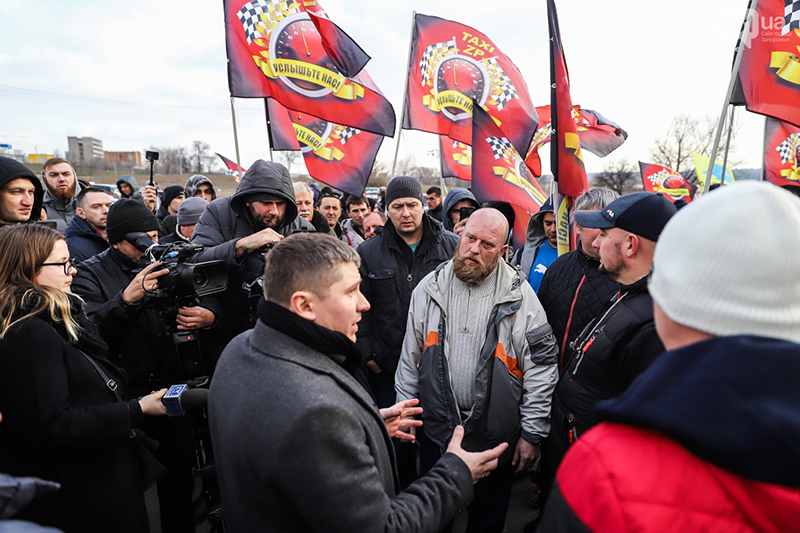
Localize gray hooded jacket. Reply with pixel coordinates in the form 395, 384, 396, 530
42, 181, 83, 232
440, 188, 480, 232
184, 174, 217, 201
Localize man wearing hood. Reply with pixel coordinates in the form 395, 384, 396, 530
41, 157, 82, 232
184, 174, 216, 203
116, 174, 157, 213
0, 157, 44, 226
192, 160, 314, 342
441, 188, 480, 233
511, 199, 557, 293
539, 182, 800, 532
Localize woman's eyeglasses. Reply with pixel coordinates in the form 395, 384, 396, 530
41, 258, 77, 275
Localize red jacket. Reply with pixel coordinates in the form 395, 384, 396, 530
539, 336, 800, 532
542, 423, 800, 532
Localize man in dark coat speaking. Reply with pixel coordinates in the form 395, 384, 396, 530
209, 233, 508, 532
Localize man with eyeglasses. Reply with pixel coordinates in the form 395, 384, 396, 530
0, 157, 44, 226
357, 176, 458, 489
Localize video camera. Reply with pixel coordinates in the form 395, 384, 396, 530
125, 232, 228, 302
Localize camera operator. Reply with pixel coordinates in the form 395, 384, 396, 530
72, 199, 211, 533
192, 159, 313, 343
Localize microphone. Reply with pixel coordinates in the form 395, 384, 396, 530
162, 384, 209, 416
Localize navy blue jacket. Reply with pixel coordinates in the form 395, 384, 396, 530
64, 215, 109, 263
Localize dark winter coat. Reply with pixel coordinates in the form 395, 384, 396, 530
209, 319, 474, 532
64, 215, 109, 263
72, 247, 181, 398
191, 160, 314, 341
356, 215, 458, 375
440, 188, 479, 232
540, 336, 800, 532
544, 276, 665, 482
511, 198, 554, 279
537, 243, 619, 369
0, 302, 148, 532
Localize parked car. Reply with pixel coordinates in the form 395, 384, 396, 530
89, 182, 122, 201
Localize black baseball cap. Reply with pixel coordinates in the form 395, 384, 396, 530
575, 192, 677, 242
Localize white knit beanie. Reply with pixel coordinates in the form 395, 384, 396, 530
649, 181, 800, 343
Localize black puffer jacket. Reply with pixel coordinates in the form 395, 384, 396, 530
192, 160, 314, 342
357, 215, 458, 375
543, 276, 666, 484
537, 242, 619, 369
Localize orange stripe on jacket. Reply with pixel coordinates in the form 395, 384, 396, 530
423, 331, 439, 350
494, 344, 523, 379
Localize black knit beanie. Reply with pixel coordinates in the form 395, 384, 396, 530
106, 199, 160, 244
162, 185, 184, 207
385, 176, 424, 208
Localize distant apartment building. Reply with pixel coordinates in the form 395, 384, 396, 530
105, 150, 142, 167
67, 136, 104, 164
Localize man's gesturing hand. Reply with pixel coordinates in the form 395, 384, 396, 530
380, 398, 423, 443
446, 425, 508, 484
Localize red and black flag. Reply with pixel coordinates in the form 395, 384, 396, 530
471, 103, 546, 222
763, 116, 800, 186
639, 162, 693, 203
439, 137, 472, 182
266, 98, 383, 196
224, 0, 394, 136
734, 0, 800, 127
525, 105, 627, 177
216, 153, 247, 180
548, 0, 589, 198
403, 14, 538, 152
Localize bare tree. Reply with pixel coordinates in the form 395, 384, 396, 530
368, 161, 391, 187
274, 150, 301, 176
593, 159, 640, 195
191, 141, 212, 174
649, 113, 743, 184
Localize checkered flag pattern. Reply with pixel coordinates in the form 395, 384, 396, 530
420, 38, 457, 86
338, 127, 360, 144
238, 0, 275, 44
486, 136, 515, 160
777, 133, 800, 164
648, 170, 670, 185
485, 58, 517, 110
784, 0, 800, 36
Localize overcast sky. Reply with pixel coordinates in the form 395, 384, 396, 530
0, 0, 765, 177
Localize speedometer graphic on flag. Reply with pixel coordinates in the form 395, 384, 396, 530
269, 13, 342, 97
434, 55, 490, 121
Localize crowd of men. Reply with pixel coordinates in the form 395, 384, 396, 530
1, 152, 799, 532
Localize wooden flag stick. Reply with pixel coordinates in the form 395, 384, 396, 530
704, 0, 759, 195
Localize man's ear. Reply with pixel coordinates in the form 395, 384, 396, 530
289, 290, 316, 322
624, 233, 640, 257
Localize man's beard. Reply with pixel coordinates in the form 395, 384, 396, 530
453, 249, 499, 286
48, 181, 76, 202
597, 242, 623, 281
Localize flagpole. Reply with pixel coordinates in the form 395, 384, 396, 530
720, 105, 736, 184
263, 99, 274, 162
392, 10, 417, 177
760, 116, 768, 181
230, 96, 244, 179
703, 0, 759, 194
